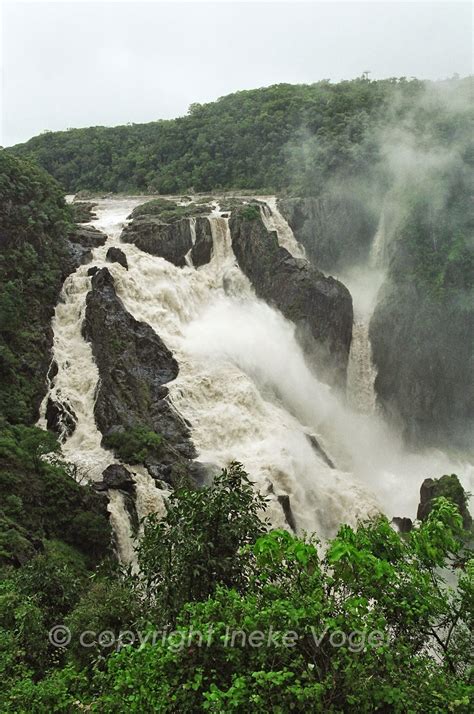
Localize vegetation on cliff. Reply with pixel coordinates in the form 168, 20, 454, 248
0, 153, 112, 703
0, 152, 74, 423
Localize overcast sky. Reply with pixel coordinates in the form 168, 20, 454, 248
1, 1, 472, 146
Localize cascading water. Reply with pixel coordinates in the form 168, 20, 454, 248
345, 213, 387, 414
107, 205, 379, 535
260, 196, 306, 259
41, 196, 473, 562
39, 197, 167, 564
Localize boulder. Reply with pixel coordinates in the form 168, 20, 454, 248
101, 464, 136, 492
391, 517, 413, 534
417, 474, 472, 530
82, 268, 197, 482
229, 206, 353, 387
70, 225, 108, 248
63, 241, 92, 272
106, 246, 128, 270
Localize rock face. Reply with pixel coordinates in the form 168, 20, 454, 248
63, 241, 92, 270
97, 464, 136, 492
229, 207, 353, 387
191, 216, 213, 267
82, 268, 196, 482
277, 494, 297, 532
70, 225, 108, 249
278, 194, 379, 273
121, 216, 192, 266
370, 278, 474, 449
71, 201, 97, 223
391, 517, 413, 534
45, 397, 76, 439
106, 246, 128, 270
417, 474, 472, 531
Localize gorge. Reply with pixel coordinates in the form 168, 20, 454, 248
1, 75, 472, 711
37, 194, 473, 563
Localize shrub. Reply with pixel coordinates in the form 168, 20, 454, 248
103, 426, 163, 464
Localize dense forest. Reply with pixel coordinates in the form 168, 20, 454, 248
1, 78, 473, 711
10, 78, 428, 195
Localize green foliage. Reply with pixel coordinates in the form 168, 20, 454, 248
65, 576, 138, 669
240, 204, 261, 221
103, 426, 163, 464
0, 467, 472, 712
0, 423, 111, 567
92, 496, 472, 713
137, 462, 268, 624
130, 198, 211, 222
10, 78, 430, 195
0, 151, 73, 424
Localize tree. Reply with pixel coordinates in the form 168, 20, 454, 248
137, 462, 268, 625
95, 497, 472, 712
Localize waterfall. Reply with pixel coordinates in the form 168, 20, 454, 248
260, 197, 306, 259
344, 212, 388, 414
369, 210, 387, 269
41, 197, 473, 556
105, 204, 380, 535
39, 197, 168, 565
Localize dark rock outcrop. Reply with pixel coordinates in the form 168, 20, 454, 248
306, 433, 335, 469
391, 517, 413, 534
70, 225, 108, 249
82, 268, 196, 482
229, 207, 353, 387
45, 397, 77, 439
277, 494, 297, 532
278, 193, 378, 273
191, 217, 213, 267
106, 246, 128, 270
368, 168, 473, 448
417, 474, 472, 530
100, 464, 136, 492
63, 241, 92, 272
71, 201, 97, 223
121, 216, 192, 266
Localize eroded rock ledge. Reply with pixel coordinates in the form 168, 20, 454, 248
121, 215, 214, 268
229, 207, 353, 387
82, 267, 197, 484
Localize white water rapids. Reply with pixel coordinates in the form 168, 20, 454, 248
40, 197, 473, 562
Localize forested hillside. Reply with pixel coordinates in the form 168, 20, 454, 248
1, 78, 473, 711
10, 78, 424, 194
0, 155, 111, 696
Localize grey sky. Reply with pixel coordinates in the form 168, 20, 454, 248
1, 1, 472, 146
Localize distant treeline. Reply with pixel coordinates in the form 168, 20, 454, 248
10, 77, 429, 195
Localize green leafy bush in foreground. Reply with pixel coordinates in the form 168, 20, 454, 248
1, 464, 471, 713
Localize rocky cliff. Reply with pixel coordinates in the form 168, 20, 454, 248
229, 206, 353, 387
278, 192, 378, 273
121, 216, 193, 266
82, 268, 197, 483
369, 170, 474, 449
